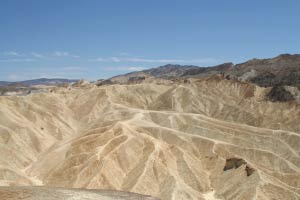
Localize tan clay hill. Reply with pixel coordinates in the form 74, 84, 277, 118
0, 75, 300, 199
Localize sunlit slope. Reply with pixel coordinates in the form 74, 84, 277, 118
0, 77, 299, 200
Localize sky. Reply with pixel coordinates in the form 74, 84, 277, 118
0, 0, 300, 81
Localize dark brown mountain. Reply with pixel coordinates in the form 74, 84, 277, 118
181, 62, 234, 77
227, 54, 300, 87
105, 54, 300, 87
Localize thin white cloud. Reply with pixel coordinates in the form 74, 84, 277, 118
125, 57, 180, 63
62, 66, 83, 71
102, 66, 146, 71
31, 52, 44, 58
90, 56, 216, 64
127, 66, 145, 71
119, 52, 130, 56
2, 51, 80, 59
3, 51, 24, 57
53, 51, 79, 58
109, 57, 121, 62
8, 74, 20, 81
91, 57, 105, 62
0, 58, 35, 62
124, 57, 217, 63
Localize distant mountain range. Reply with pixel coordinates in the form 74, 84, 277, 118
0, 78, 78, 86
2, 53, 300, 92
105, 53, 300, 88
0, 81, 11, 86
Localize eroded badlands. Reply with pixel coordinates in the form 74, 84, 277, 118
0, 76, 300, 200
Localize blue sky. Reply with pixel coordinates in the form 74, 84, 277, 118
0, 0, 299, 81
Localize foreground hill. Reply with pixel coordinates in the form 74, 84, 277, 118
0, 76, 299, 199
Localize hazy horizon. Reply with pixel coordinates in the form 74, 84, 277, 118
0, 53, 298, 82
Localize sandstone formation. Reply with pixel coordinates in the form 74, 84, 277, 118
0, 76, 300, 199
